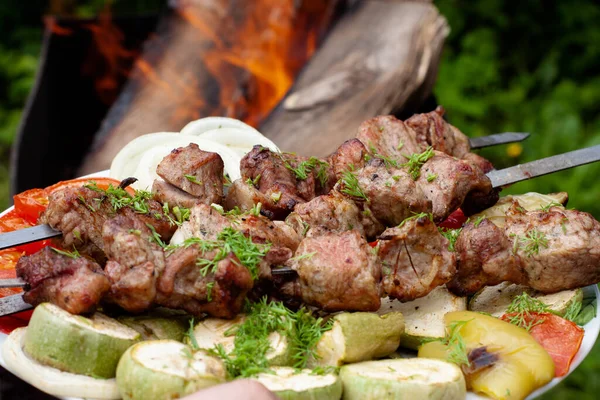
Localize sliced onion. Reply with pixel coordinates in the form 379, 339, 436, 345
191, 127, 279, 157
180, 117, 259, 136
110, 133, 242, 191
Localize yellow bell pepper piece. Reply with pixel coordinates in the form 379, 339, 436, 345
418, 311, 554, 400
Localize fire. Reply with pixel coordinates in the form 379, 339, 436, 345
134, 0, 333, 128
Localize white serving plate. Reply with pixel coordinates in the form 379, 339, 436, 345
0, 171, 598, 400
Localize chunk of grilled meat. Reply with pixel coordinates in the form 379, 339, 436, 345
41, 186, 113, 258
239, 146, 334, 219
417, 152, 499, 221
16, 247, 110, 315
41, 185, 177, 260
357, 115, 422, 160
446, 218, 523, 296
156, 143, 224, 205
378, 215, 456, 302
357, 109, 493, 174
448, 203, 600, 296
330, 139, 369, 180
172, 204, 300, 279
281, 230, 381, 311
152, 179, 204, 209
286, 191, 385, 240
353, 158, 432, 226
223, 179, 274, 218
102, 214, 166, 313
240, 145, 306, 219
156, 245, 253, 319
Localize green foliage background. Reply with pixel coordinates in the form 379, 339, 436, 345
0, 0, 599, 398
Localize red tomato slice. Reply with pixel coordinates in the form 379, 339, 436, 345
438, 209, 467, 229
13, 188, 48, 224
0, 310, 33, 335
502, 312, 584, 377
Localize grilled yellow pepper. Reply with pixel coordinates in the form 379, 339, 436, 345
418, 311, 554, 400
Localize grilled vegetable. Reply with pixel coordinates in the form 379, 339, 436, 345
470, 192, 568, 228
117, 311, 189, 341
23, 303, 140, 378
418, 311, 554, 400
188, 315, 291, 367
116, 340, 225, 400
469, 282, 582, 318
252, 367, 342, 400
377, 286, 467, 349
2, 327, 120, 399
339, 358, 466, 400
311, 312, 404, 367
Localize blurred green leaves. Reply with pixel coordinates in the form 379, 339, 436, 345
436, 0, 600, 218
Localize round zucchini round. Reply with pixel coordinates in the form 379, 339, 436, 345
23, 303, 140, 378
2, 327, 120, 399
339, 358, 466, 400
116, 340, 226, 400
253, 367, 342, 400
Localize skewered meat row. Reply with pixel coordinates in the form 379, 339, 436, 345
232, 109, 497, 222
281, 216, 455, 311
448, 202, 600, 296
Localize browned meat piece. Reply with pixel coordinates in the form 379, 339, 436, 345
152, 179, 204, 209
172, 204, 300, 279
287, 191, 385, 240
448, 203, 600, 296
41, 185, 177, 258
330, 139, 368, 180
41, 186, 113, 256
378, 215, 456, 302
156, 143, 224, 204
416, 152, 498, 221
356, 115, 421, 160
156, 245, 253, 318
16, 247, 110, 314
102, 214, 165, 312
352, 158, 432, 226
504, 206, 600, 293
283, 230, 381, 311
406, 107, 470, 160
240, 145, 306, 219
446, 218, 524, 297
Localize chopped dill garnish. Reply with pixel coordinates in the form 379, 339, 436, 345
368, 144, 401, 169
84, 182, 155, 215
402, 147, 435, 180
398, 212, 433, 227
128, 229, 141, 235
72, 229, 82, 241
162, 202, 190, 227
340, 166, 368, 202
506, 292, 549, 331
281, 155, 330, 187
473, 215, 486, 227
145, 223, 166, 248
246, 174, 261, 187
250, 202, 262, 217
438, 227, 462, 252
77, 194, 96, 212
426, 173, 437, 182
441, 319, 472, 366
50, 246, 80, 259
223, 174, 232, 188
301, 221, 310, 236
538, 201, 563, 212
168, 227, 270, 280
206, 281, 215, 302
563, 299, 582, 322
514, 229, 549, 257
210, 298, 332, 378
270, 192, 282, 203
289, 252, 317, 262
184, 174, 202, 185
185, 317, 199, 350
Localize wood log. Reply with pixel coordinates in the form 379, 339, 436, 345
79, 0, 342, 174
260, 0, 449, 156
